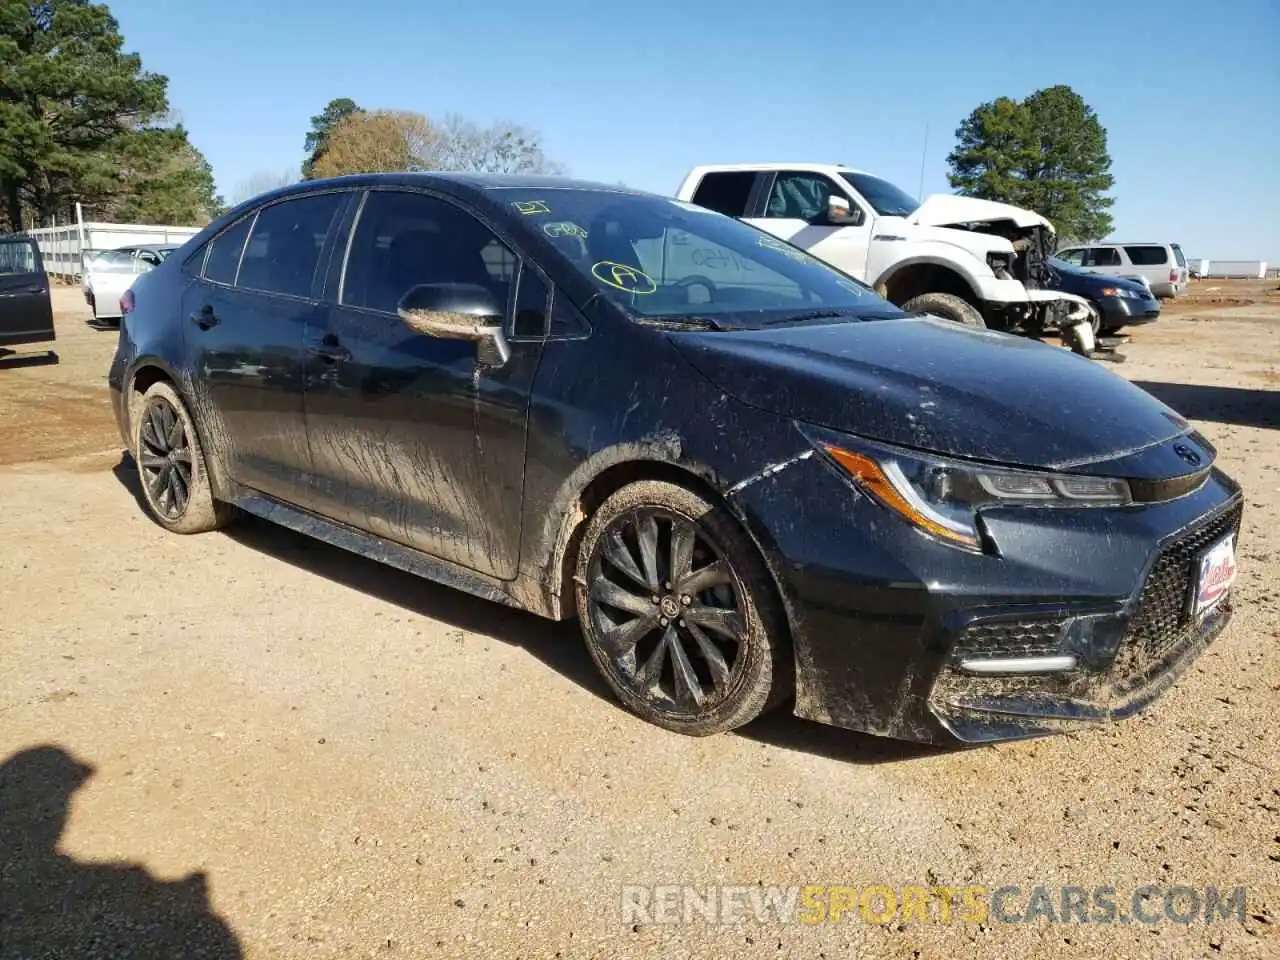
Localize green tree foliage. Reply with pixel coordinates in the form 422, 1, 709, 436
0, 0, 218, 229
947, 85, 1115, 241
301, 97, 362, 179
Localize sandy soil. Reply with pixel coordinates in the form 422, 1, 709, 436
1, 283, 1276, 958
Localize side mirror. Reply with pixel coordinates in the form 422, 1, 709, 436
826, 195, 861, 226
397, 282, 510, 367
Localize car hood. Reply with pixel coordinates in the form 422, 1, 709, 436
1050, 265, 1151, 297
670, 318, 1188, 470
909, 194, 1055, 232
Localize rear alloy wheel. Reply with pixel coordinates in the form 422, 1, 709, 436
902, 292, 987, 328
133, 381, 234, 534
575, 481, 789, 736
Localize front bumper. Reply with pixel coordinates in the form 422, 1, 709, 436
731, 442, 1243, 745
1099, 296, 1160, 327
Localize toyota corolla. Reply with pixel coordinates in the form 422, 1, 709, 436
107, 174, 1243, 744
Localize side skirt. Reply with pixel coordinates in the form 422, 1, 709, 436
232, 491, 530, 613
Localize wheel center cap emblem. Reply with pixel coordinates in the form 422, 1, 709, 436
660, 596, 680, 618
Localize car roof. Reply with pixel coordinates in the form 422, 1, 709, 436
686, 162, 873, 177
299, 171, 654, 195
1076, 241, 1176, 248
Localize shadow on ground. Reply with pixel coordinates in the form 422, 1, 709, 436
1134, 380, 1280, 430
0, 745, 242, 959
110, 454, 946, 766
0, 347, 58, 369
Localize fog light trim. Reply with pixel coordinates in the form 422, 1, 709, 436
958, 655, 1078, 675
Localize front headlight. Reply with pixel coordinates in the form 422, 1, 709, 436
817, 438, 1132, 552
1100, 286, 1139, 299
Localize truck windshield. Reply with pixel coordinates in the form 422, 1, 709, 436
495, 189, 905, 330
840, 173, 920, 217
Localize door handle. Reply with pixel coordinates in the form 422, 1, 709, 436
307, 335, 351, 363
189, 306, 219, 330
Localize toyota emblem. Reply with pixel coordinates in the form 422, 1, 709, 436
1174, 443, 1202, 467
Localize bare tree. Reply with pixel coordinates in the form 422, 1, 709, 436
230, 169, 299, 206
428, 115, 566, 175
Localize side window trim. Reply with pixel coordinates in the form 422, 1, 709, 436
508, 258, 551, 341
335, 189, 369, 306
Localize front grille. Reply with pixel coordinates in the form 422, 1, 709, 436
951, 617, 1065, 661
1125, 501, 1243, 663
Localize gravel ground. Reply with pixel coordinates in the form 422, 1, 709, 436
1, 285, 1276, 959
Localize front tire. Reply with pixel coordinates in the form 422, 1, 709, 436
574, 481, 790, 736
133, 381, 234, 534
902, 292, 987, 328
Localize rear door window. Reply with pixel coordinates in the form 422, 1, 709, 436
1123, 245, 1169, 266
203, 216, 255, 285
1170, 244, 1186, 267
691, 171, 758, 217
237, 193, 344, 298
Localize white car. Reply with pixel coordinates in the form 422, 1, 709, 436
82, 244, 179, 322
1052, 242, 1189, 298
675, 163, 1091, 341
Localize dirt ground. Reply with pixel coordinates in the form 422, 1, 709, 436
1, 284, 1276, 959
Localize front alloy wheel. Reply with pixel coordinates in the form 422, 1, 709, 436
575, 481, 789, 735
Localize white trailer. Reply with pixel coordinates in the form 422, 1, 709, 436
24, 220, 202, 281
1184, 258, 1209, 278
1202, 260, 1268, 279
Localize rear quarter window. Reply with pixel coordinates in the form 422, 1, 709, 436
1123, 246, 1169, 266
202, 216, 255, 285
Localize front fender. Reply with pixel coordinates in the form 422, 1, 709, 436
870, 243, 998, 293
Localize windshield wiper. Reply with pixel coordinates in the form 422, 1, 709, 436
759, 309, 866, 326
636, 315, 725, 331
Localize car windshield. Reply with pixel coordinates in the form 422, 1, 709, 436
494, 189, 905, 329
840, 173, 920, 217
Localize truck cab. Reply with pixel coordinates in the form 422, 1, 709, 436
675, 163, 1088, 339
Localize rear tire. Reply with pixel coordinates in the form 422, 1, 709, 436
132, 381, 235, 534
902, 292, 987, 328
574, 480, 791, 736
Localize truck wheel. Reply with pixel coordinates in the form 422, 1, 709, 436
902, 292, 986, 329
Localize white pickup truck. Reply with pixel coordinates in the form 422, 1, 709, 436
675, 163, 1091, 344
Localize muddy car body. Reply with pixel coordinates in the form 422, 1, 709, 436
108, 174, 1242, 744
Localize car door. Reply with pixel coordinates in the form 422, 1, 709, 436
746, 171, 872, 280
181, 191, 348, 505
303, 188, 547, 580
0, 236, 54, 347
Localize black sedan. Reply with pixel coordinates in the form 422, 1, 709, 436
108, 174, 1242, 745
1047, 256, 1160, 335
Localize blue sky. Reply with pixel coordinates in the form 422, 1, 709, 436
110, 0, 1278, 261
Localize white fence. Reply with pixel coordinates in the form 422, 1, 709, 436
24, 221, 203, 281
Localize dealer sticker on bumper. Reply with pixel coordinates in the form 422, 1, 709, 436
1194, 534, 1238, 618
